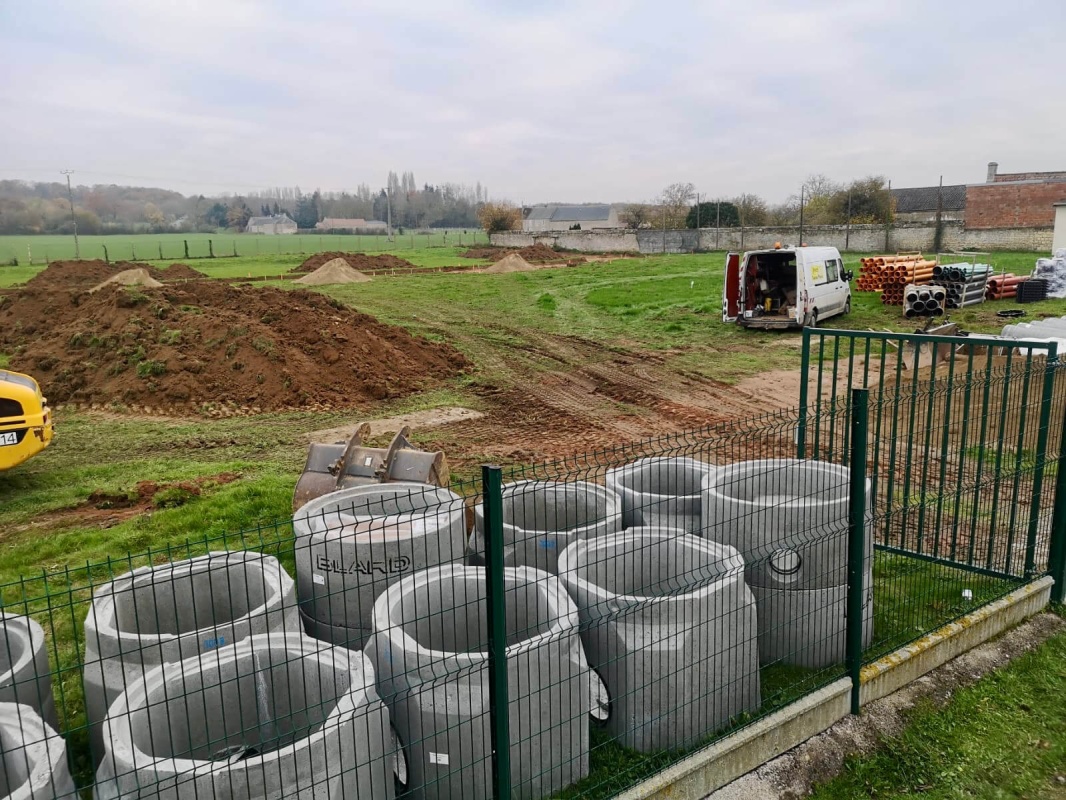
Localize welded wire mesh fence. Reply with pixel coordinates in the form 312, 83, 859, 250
4, 231, 491, 265
1, 358, 1063, 799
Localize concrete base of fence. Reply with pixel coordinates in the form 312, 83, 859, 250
859, 575, 1053, 706
615, 679, 852, 800
614, 576, 1051, 800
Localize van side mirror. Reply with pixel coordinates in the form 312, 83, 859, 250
844, 270, 854, 283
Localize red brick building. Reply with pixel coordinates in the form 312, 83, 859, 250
965, 162, 1066, 229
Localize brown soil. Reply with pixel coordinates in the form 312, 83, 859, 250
293, 259, 372, 285
461, 244, 572, 262
0, 280, 468, 414
483, 254, 536, 274
6, 473, 242, 536
22, 260, 204, 292
291, 252, 416, 273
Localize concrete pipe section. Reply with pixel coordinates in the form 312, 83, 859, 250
0, 612, 57, 730
365, 564, 601, 800
604, 457, 714, 533
294, 483, 467, 651
557, 528, 759, 753
95, 632, 393, 800
0, 702, 76, 799
702, 459, 873, 669
82, 550, 301, 762
471, 480, 622, 573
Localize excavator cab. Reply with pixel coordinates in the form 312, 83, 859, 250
0, 370, 55, 471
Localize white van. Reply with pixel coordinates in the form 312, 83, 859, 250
722, 245, 853, 329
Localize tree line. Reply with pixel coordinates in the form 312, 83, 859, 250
620, 175, 894, 230
0, 173, 488, 235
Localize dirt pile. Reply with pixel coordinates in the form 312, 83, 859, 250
90, 268, 163, 292
0, 281, 468, 413
23, 260, 204, 292
462, 244, 568, 262
484, 254, 537, 274
292, 252, 415, 273
294, 259, 372, 286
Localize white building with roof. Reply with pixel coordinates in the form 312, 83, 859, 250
522, 204, 622, 232
245, 214, 297, 234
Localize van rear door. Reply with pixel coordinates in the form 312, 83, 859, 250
723, 252, 740, 322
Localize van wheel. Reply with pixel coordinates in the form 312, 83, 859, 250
844, 298, 852, 315
806, 311, 819, 328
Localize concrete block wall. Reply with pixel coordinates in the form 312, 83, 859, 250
491, 222, 1054, 254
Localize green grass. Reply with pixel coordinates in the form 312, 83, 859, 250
0, 231, 490, 267
810, 618, 1066, 799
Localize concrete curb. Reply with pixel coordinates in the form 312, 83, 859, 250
859, 575, 1053, 706
615, 576, 1052, 800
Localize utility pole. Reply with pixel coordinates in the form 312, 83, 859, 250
845, 190, 853, 251
61, 170, 80, 259
934, 175, 944, 253
386, 186, 392, 241
798, 185, 805, 246
695, 193, 700, 229
716, 200, 721, 250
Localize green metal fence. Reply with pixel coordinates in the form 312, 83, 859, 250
1, 350, 1064, 799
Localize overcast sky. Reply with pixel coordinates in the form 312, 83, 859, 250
1, 0, 1063, 203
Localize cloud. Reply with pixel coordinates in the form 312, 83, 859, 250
1, 0, 1063, 201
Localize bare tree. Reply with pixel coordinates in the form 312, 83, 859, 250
619, 203, 655, 229
477, 202, 522, 234
733, 193, 768, 227
658, 182, 695, 228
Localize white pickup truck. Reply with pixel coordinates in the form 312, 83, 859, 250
723, 245, 853, 329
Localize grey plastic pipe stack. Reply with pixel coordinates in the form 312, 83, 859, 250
95, 632, 393, 800
471, 480, 622, 573
0, 612, 57, 730
83, 551, 301, 761
604, 457, 714, 532
702, 459, 873, 669
557, 528, 759, 752
0, 702, 76, 799
294, 483, 467, 650
366, 564, 594, 800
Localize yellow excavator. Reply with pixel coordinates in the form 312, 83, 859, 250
0, 369, 54, 471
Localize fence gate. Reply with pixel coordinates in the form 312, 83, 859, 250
798, 328, 1063, 579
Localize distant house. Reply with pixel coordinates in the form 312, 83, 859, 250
315, 218, 389, 232
246, 214, 297, 235
522, 204, 622, 232
891, 185, 967, 223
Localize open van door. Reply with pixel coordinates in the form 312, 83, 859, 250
722, 252, 740, 322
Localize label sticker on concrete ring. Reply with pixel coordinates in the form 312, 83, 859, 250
429, 752, 449, 765
313, 574, 325, 585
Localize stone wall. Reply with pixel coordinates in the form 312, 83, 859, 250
491, 222, 1054, 254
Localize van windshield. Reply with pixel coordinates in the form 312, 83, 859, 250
745, 253, 797, 317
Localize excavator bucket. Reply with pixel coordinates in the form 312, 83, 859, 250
293, 423, 449, 511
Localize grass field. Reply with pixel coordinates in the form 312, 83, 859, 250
0, 230, 489, 265
810, 615, 1066, 799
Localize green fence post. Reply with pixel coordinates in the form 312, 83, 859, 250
1025, 346, 1058, 577
1048, 368, 1066, 603
797, 328, 811, 458
481, 464, 511, 799
847, 388, 869, 715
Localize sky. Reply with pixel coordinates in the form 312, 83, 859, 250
1, 0, 1063, 204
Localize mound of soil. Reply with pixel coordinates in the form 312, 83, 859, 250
462, 244, 567, 262
293, 252, 415, 273
23, 260, 204, 292
0, 280, 468, 413
91, 268, 163, 292
484, 254, 536, 274
294, 259, 372, 286
156, 263, 205, 280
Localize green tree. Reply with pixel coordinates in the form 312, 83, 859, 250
686, 201, 739, 228
828, 176, 894, 224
